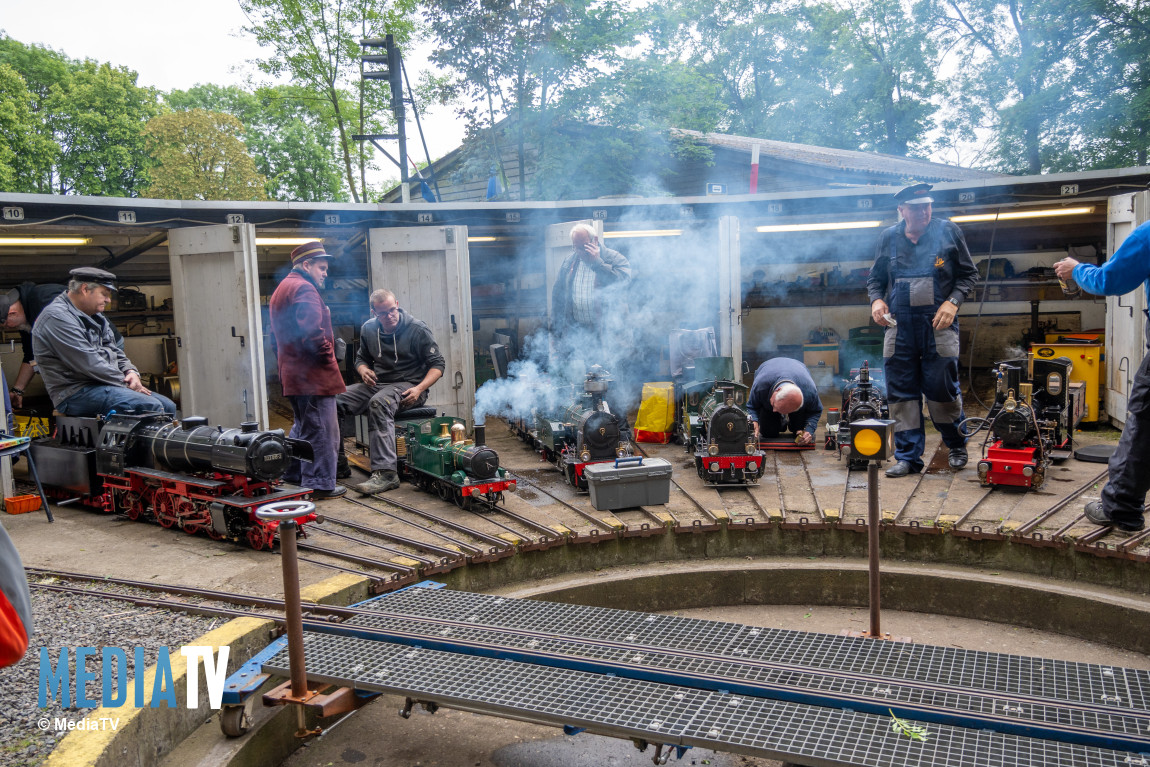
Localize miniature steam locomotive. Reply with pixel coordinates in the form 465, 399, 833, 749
538, 367, 631, 490
397, 416, 515, 511
825, 361, 889, 469
975, 355, 1085, 490
678, 357, 765, 485
32, 413, 318, 550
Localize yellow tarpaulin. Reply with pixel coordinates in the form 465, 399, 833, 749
635, 382, 675, 443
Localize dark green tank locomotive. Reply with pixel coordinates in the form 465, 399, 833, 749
397, 416, 515, 510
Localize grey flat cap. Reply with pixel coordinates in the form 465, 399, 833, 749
69, 267, 118, 291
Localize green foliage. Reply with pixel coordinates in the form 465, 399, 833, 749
921, 0, 1094, 174
238, 0, 421, 202
429, 0, 637, 200
0, 63, 56, 191
142, 109, 268, 201
166, 84, 345, 201
0, 35, 159, 195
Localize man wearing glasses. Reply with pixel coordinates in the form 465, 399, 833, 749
337, 289, 445, 494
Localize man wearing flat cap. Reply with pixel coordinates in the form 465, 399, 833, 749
867, 183, 978, 477
31, 267, 176, 417
268, 241, 347, 499
3, 280, 124, 410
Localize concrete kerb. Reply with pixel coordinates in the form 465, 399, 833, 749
44, 572, 373, 767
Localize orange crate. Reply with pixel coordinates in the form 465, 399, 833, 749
4, 495, 41, 515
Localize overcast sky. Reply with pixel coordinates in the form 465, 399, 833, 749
0, 0, 466, 163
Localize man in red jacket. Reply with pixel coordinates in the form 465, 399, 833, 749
269, 241, 347, 499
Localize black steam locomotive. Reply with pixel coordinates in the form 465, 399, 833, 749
397, 416, 515, 511
530, 367, 631, 490
975, 355, 1084, 490
825, 361, 889, 469
678, 357, 765, 485
32, 413, 318, 550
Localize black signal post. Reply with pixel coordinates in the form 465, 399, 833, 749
360, 34, 408, 201
847, 418, 895, 638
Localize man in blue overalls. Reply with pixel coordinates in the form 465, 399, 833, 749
867, 183, 979, 477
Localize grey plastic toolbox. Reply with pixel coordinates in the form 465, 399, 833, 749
584, 456, 673, 511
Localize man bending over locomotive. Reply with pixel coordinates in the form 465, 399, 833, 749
746, 357, 823, 446
337, 289, 445, 494
31, 267, 176, 418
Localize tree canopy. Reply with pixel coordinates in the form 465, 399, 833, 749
142, 109, 268, 201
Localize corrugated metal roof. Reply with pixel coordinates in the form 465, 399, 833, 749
672, 129, 1005, 183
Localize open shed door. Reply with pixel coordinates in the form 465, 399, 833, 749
367, 226, 475, 421
545, 219, 598, 320
168, 224, 268, 427
1105, 193, 1150, 426
718, 216, 743, 370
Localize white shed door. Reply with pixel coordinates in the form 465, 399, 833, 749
1105, 192, 1149, 426
718, 216, 743, 370
168, 224, 268, 427
367, 226, 475, 421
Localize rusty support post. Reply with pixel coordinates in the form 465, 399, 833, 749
279, 519, 309, 699
867, 460, 881, 637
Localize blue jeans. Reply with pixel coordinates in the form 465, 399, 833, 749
283, 395, 338, 492
57, 385, 177, 418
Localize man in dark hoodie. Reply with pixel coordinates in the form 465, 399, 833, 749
269, 241, 347, 500
337, 289, 445, 494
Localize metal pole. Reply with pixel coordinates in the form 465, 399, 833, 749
279, 520, 308, 698
867, 461, 881, 637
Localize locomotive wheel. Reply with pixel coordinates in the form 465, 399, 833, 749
246, 524, 274, 551
437, 482, 452, 502
454, 491, 470, 511
154, 491, 178, 528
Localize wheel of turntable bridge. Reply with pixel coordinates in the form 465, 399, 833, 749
255, 499, 316, 521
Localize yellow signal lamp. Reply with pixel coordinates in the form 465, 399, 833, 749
849, 418, 895, 461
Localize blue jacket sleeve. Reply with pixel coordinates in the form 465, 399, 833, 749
1073, 224, 1150, 298
802, 403, 822, 436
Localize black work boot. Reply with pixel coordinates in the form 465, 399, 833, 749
336, 451, 351, 479
948, 447, 968, 470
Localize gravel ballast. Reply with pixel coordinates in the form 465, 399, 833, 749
0, 585, 219, 767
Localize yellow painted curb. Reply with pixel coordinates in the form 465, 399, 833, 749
44, 571, 373, 767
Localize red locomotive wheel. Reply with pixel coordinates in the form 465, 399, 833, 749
153, 490, 178, 528
246, 524, 274, 551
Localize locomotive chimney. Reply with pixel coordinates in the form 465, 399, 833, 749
474, 424, 486, 446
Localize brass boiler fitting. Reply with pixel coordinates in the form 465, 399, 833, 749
1018, 382, 1033, 408
1004, 388, 1017, 412
451, 422, 467, 445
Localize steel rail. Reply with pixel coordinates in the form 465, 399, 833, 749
322, 513, 471, 560
340, 495, 483, 555
1013, 468, 1110, 536
368, 495, 516, 549
509, 473, 625, 533
308, 525, 441, 565
629, 440, 721, 525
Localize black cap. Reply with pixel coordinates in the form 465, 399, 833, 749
0, 288, 18, 323
894, 183, 934, 205
69, 267, 118, 291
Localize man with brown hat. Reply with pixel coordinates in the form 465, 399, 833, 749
31, 267, 176, 417
269, 241, 347, 499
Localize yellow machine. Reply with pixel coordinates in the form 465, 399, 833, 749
1029, 343, 1103, 422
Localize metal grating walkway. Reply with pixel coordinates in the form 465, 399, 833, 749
261, 584, 1150, 766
